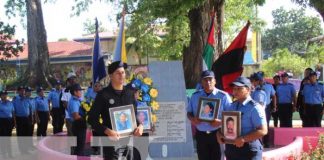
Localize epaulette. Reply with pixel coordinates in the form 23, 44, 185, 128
192, 90, 201, 95
248, 99, 258, 106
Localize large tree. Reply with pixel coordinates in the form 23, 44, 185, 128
291, 0, 324, 21
262, 7, 323, 55
5, 0, 53, 87
71, 0, 265, 87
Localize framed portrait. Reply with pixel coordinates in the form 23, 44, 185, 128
197, 97, 221, 121
109, 105, 137, 137
221, 111, 241, 144
137, 107, 152, 132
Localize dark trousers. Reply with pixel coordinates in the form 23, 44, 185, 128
196, 130, 221, 160
0, 118, 14, 157
0, 118, 13, 136
102, 137, 141, 160
225, 140, 263, 160
72, 119, 87, 156
263, 105, 271, 147
271, 111, 279, 127
299, 105, 306, 127
278, 103, 293, 127
16, 116, 31, 153
37, 111, 49, 137
51, 108, 65, 134
304, 104, 323, 127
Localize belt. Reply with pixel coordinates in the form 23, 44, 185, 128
197, 129, 217, 135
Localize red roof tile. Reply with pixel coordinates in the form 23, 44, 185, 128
11, 41, 92, 60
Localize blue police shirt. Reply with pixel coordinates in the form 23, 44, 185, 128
276, 83, 296, 104
0, 100, 14, 118
12, 95, 32, 117
35, 96, 49, 112
48, 89, 61, 108
67, 96, 84, 121
259, 82, 275, 105
225, 96, 267, 136
302, 82, 324, 105
26, 97, 36, 113
187, 88, 232, 132
251, 88, 267, 106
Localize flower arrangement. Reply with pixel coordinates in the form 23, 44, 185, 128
128, 74, 159, 124
81, 100, 103, 123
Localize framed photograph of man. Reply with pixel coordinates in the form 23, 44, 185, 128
197, 97, 221, 121
109, 105, 137, 136
137, 108, 152, 132
221, 111, 241, 144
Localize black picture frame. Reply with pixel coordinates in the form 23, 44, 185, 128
137, 107, 152, 132
109, 104, 137, 137
197, 97, 221, 122
221, 111, 241, 144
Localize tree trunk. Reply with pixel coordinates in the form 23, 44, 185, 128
215, 0, 224, 57
25, 0, 52, 87
183, 0, 224, 88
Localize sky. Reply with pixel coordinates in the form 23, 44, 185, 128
0, 0, 323, 42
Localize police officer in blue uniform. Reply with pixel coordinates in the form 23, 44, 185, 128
25, 86, 36, 136
187, 70, 232, 160
12, 86, 33, 153
250, 73, 267, 107
35, 87, 50, 137
13, 86, 32, 136
250, 72, 276, 147
0, 90, 14, 158
67, 83, 86, 156
302, 71, 324, 127
48, 80, 65, 134
271, 75, 280, 127
217, 76, 268, 160
276, 73, 297, 127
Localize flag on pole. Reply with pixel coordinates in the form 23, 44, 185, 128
113, 10, 127, 63
92, 18, 107, 84
212, 21, 250, 93
202, 15, 215, 71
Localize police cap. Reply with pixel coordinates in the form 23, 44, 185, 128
108, 61, 128, 74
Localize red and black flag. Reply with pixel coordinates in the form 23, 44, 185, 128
212, 22, 250, 94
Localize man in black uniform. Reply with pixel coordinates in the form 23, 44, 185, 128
88, 61, 143, 160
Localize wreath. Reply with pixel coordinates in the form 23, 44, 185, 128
128, 74, 159, 123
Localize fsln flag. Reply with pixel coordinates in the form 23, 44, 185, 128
92, 18, 107, 84
113, 10, 127, 63
202, 15, 216, 71
212, 21, 250, 93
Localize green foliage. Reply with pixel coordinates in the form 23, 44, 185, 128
262, 7, 323, 54
0, 21, 24, 61
291, 0, 324, 19
223, 0, 265, 46
71, 0, 264, 61
304, 44, 324, 66
83, 18, 107, 34
261, 48, 306, 77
